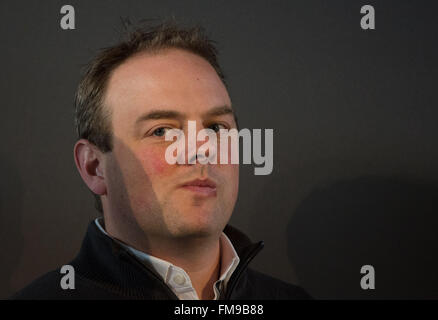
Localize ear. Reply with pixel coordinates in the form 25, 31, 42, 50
73, 139, 107, 196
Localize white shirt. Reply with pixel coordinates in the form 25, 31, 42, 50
95, 218, 240, 300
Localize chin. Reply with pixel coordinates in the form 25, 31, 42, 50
172, 211, 226, 238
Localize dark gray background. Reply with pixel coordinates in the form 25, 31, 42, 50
1, 0, 437, 299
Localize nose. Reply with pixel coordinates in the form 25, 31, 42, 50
186, 120, 217, 165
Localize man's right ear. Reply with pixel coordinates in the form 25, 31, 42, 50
73, 139, 107, 196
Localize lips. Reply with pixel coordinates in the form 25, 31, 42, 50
180, 178, 217, 196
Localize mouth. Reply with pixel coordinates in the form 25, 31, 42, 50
179, 178, 217, 197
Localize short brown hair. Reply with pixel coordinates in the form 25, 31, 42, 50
74, 19, 227, 213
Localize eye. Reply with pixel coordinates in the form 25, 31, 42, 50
152, 127, 170, 137
208, 123, 227, 133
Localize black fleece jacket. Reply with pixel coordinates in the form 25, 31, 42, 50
11, 221, 311, 300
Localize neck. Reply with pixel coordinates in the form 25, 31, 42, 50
172, 238, 221, 300
103, 216, 222, 300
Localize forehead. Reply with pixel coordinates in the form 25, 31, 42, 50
103, 48, 231, 133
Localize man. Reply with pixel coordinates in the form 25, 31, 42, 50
12, 21, 310, 300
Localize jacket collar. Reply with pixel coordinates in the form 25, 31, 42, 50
72, 220, 264, 299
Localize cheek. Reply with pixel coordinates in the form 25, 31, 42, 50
219, 164, 239, 192
231, 164, 239, 191
141, 147, 174, 176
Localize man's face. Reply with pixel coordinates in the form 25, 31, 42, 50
102, 48, 239, 240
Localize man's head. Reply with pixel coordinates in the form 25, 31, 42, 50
74, 21, 239, 242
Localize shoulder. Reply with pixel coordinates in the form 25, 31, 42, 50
10, 269, 67, 300
239, 268, 312, 300
9, 267, 120, 300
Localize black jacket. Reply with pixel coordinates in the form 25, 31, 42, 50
11, 221, 311, 300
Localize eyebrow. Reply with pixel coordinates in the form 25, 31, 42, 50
135, 110, 184, 125
203, 105, 234, 118
135, 105, 236, 126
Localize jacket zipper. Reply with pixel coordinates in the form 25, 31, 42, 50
221, 241, 264, 300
